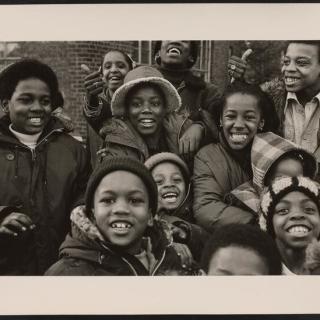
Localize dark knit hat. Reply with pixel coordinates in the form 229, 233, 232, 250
0, 59, 63, 109
85, 157, 158, 216
144, 152, 190, 185
260, 176, 320, 237
153, 41, 199, 68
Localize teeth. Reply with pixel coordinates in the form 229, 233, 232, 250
285, 77, 299, 83
141, 119, 154, 123
230, 134, 248, 143
110, 77, 120, 81
29, 118, 41, 124
140, 119, 155, 127
288, 226, 309, 234
168, 48, 181, 55
111, 222, 131, 229
163, 192, 178, 199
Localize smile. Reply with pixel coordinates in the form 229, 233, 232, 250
139, 119, 155, 128
28, 117, 43, 124
285, 77, 300, 84
287, 225, 310, 235
167, 47, 181, 56
162, 191, 179, 203
109, 76, 121, 81
111, 222, 132, 229
229, 133, 248, 143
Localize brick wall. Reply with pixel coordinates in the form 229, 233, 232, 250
6, 40, 286, 140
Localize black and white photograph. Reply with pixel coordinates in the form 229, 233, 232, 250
0, 3, 320, 316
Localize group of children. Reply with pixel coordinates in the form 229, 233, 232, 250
1, 40, 320, 276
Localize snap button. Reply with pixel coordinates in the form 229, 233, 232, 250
6, 153, 15, 161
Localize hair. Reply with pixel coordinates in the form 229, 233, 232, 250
0, 59, 62, 108
284, 41, 320, 63
214, 83, 280, 133
101, 49, 134, 71
153, 41, 199, 68
201, 223, 282, 275
124, 82, 167, 111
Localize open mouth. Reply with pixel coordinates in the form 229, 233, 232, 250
284, 76, 300, 84
28, 117, 44, 125
109, 76, 121, 82
110, 221, 133, 233
229, 133, 248, 143
167, 47, 181, 56
139, 119, 155, 128
287, 225, 311, 236
162, 191, 179, 203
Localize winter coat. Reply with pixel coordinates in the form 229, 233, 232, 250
193, 142, 254, 233
158, 66, 222, 142
0, 116, 91, 275
46, 206, 200, 276
228, 132, 318, 215
158, 183, 209, 262
98, 113, 193, 164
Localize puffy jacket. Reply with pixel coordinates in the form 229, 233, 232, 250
46, 206, 200, 276
98, 113, 192, 164
193, 142, 254, 233
0, 116, 91, 275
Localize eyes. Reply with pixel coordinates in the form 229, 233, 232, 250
104, 62, 128, 70
100, 196, 145, 206
275, 204, 318, 216
223, 112, 258, 122
154, 174, 183, 185
18, 95, 51, 107
130, 98, 163, 109
283, 57, 312, 67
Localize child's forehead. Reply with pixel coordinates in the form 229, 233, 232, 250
152, 161, 182, 174
279, 191, 315, 203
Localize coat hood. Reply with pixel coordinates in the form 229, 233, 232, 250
251, 132, 318, 193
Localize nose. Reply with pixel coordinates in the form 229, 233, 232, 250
30, 100, 44, 112
111, 199, 130, 215
284, 60, 297, 72
233, 116, 245, 129
110, 64, 118, 73
290, 209, 305, 220
141, 102, 152, 113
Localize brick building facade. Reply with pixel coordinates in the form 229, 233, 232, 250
0, 40, 285, 140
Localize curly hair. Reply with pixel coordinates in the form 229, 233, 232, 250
201, 223, 282, 275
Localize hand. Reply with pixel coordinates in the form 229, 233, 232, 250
171, 242, 194, 270
179, 123, 204, 162
171, 225, 188, 242
0, 212, 35, 237
82, 64, 105, 108
228, 55, 247, 80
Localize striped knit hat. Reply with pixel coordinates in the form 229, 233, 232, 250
252, 132, 317, 193
110, 66, 181, 117
259, 176, 320, 237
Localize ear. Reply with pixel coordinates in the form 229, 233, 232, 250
1, 99, 9, 114
147, 210, 154, 227
258, 118, 265, 131
155, 52, 161, 65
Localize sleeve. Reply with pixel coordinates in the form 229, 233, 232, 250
70, 143, 92, 209
83, 96, 113, 134
193, 151, 255, 233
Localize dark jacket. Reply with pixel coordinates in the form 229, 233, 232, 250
98, 113, 192, 164
158, 67, 222, 142
193, 142, 255, 233
0, 116, 90, 275
46, 206, 199, 276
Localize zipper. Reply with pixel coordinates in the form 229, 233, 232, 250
151, 249, 166, 276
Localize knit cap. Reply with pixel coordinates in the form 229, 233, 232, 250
259, 176, 320, 236
110, 65, 181, 117
144, 152, 190, 185
85, 157, 158, 216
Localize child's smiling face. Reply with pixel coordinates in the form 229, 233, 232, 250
93, 170, 153, 254
273, 191, 320, 251
152, 162, 186, 212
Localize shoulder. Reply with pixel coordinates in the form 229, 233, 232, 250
196, 142, 226, 161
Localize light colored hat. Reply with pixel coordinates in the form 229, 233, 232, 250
111, 66, 181, 117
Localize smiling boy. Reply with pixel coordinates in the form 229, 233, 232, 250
228, 41, 320, 159
46, 157, 196, 275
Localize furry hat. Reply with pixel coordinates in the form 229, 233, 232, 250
0, 59, 63, 109
144, 152, 190, 185
85, 157, 158, 216
259, 176, 320, 236
110, 65, 181, 117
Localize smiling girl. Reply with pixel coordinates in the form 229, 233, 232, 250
260, 176, 320, 275
193, 84, 279, 233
